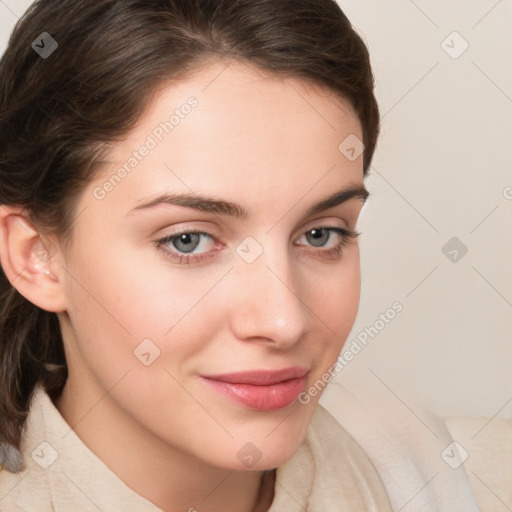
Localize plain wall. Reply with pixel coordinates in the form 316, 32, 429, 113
329, 0, 512, 420
1, 0, 511, 420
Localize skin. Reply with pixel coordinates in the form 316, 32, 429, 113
0, 60, 367, 511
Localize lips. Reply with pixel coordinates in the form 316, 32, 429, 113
202, 367, 309, 385
200, 367, 309, 411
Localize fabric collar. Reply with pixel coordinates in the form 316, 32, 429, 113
0, 383, 391, 511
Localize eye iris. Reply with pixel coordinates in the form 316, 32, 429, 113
306, 228, 329, 247
173, 233, 200, 253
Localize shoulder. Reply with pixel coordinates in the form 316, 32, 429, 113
1, 383, 162, 512
445, 416, 512, 512
0, 385, 53, 511
319, 379, 495, 512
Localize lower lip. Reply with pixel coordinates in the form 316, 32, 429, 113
201, 376, 306, 411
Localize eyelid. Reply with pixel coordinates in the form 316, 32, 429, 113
295, 215, 355, 238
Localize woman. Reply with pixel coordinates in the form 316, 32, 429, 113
0, 1, 478, 511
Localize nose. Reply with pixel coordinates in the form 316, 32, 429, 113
228, 246, 314, 349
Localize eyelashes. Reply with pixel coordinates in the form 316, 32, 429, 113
154, 226, 360, 265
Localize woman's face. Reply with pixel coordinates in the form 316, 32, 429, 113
56, 60, 367, 471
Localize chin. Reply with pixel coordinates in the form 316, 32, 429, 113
218, 407, 315, 472
222, 440, 303, 473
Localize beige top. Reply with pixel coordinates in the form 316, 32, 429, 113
0, 384, 392, 511
445, 416, 512, 512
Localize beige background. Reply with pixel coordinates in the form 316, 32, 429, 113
1, 0, 511, 421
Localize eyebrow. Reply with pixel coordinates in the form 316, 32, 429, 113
127, 184, 369, 218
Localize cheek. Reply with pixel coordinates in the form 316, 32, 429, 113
310, 253, 361, 334
305, 252, 361, 372
62, 241, 158, 375
62, 240, 227, 376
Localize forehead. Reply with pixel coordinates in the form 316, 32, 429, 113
107, 59, 361, 156
86, 60, 363, 218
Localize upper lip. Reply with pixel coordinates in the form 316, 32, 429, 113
201, 366, 309, 385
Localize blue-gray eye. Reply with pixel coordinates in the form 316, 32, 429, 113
171, 232, 202, 253
305, 228, 330, 247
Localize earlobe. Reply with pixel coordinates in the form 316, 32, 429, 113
0, 206, 67, 313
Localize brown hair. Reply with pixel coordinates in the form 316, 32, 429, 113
0, 0, 379, 471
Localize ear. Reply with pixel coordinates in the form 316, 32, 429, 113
0, 206, 67, 313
